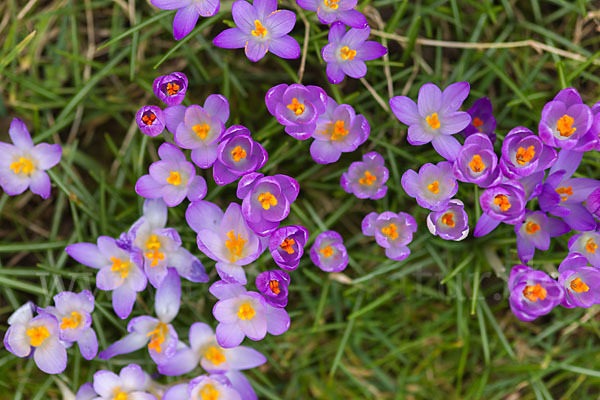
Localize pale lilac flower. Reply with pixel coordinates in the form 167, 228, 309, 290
151, 0, 220, 40
153, 72, 188, 106
91, 364, 155, 400
401, 161, 458, 211
136, 105, 166, 137
267, 225, 309, 271
163, 374, 241, 400
362, 211, 417, 260
568, 231, 600, 268
296, 0, 367, 28
340, 151, 388, 199
427, 199, 469, 241
514, 210, 569, 263
310, 230, 348, 272
558, 253, 600, 309
453, 133, 500, 188
500, 127, 557, 179
474, 180, 527, 237
508, 265, 564, 321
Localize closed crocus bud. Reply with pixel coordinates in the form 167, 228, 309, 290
585, 187, 600, 219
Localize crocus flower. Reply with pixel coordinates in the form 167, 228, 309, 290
268, 225, 309, 271
585, 187, 600, 220
99, 268, 181, 364
508, 265, 564, 322
91, 364, 155, 400
362, 211, 417, 260
426, 199, 469, 241
474, 180, 526, 237
452, 133, 500, 188
75, 383, 97, 400
296, 0, 367, 28
45, 290, 97, 360
212, 125, 268, 185
136, 143, 207, 207
3, 303, 67, 374
340, 151, 389, 199
237, 172, 300, 236
401, 161, 458, 211
65, 236, 147, 319
136, 105, 166, 137
163, 374, 241, 400
186, 200, 268, 284
390, 82, 471, 161
500, 127, 557, 179
514, 210, 570, 264
568, 231, 600, 268
174, 94, 230, 168
213, 0, 300, 62
310, 230, 349, 272
153, 72, 188, 106
460, 97, 496, 142
256, 270, 290, 307
151, 0, 220, 40
0, 118, 62, 199
321, 22, 387, 84
310, 97, 370, 164
265, 83, 328, 140
558, 253, 600, 308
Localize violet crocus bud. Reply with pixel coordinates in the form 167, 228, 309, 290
256, 270, 290, 308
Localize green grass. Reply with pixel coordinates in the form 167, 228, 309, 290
2, 0, 600, 398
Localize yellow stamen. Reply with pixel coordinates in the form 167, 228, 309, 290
10, 157, 35, 175
557, 114, 576, 137
570, 277, 589, 293
320, 246, 333, 258
147, 322, 168, 353
280, 238, 296, 254
237, 303, 255, 320
381, 223, 399, 240
145, 235, 164, 267
269, 280, 280, 295
141, 113, 156, 126
110, 257, 130, 279
468, 154, 486, 173
200, 384, 220, 400
166, 171, 182, 186
166, 82, 180, 96
225, 230, 246, 262
359, 170, 377, 185
556, 186, 573, 202
257, 192, 278, 210
525, 221, 540, 234
287, 97, 305, 116
324, 0, 339, 9
204, 346, 226, 365
586, 238, 597, 254
60, 311, 82, 330
331, 120, 348, 141
426, 113, 441, 129
427, 181, 440, 194
441, 213, 455, 227
494, 194, 511, 212
193, 123, 210, 139
472, 116, 484, 131
516, 145, 536, 166
114, 392, 128, 400
231, 146, 247, 162
26, 326, 50, 347
251, 20, 267, 38
523, 283, 547, 302
339, 46, 356, 60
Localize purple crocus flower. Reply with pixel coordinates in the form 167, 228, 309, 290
310, 230, 348, 272
44, 290, 97, 360
65, 236, 147, 319
508, 265, 564, 321
136, 105, 166, 137
453, 133, 500, 188
340, 151, 388, 199
268, 225, 309, 271
212, 125, 268, 185
310, 97, 370, 164
163, 374, 241, 400
0, 118, 62, 199
174, 95, 230, 168
474, 180, 527, 237
401, 161, 458, 211
237, 172, 300, 236
500, 127, 557, 179
153, 72, 188, 106
3, 303, 67, 374
426, 199, 469, 241
390, 82, 471, 161
585, 187, 600, 220
558, 253, 600, 308
296, 0, 367, 28
321, 22, 387, 84
460, 97, 496, 142
514, 210, 570, 264
136, 143, 207, 207
213, 0, 300, 62
90, 364, 154, 400
256, 270, 290, 307
151, 0, 220, 40
265, 83, 328, 140
568, 231, 600, 268
362, 211, 417, 261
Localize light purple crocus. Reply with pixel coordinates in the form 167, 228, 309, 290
213, 0, 300, 62
296, 0, 367, 28
174, 94, 230, 168
212, 125, 268, 185
265, 83, 328, 140
453, 133, 500, 188
65, 236, 147, 319
310, 97, 370, 164
362, 211, 417, 261
3, 303, 67, 374
474, 180, 526, 237
136, 105, 166, 137
585, 187, 600, 220
256, 270, 290, 307
90, 364, 155, 400
508, 265, 564, 321
136, 143, 207, 207
568, 231, 600, 268
237, 172, 300, 236
321, 22, 387, 84
460, 97, 496, 142
500, 127, 557, 179
390, 82, 471, 161
268, 224, 309, 271
151, 0, 220, 40
163, 374, 241, 400
0, 118, 62, 199
401, 161, 458, 211
340, 151, 388, 199
426, 199, 469, 241
310, 230, 348, 272
514, 210, 570, 264
153, 72, 188, 106
558, 253, 600, 308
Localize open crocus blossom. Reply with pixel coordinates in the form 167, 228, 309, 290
213, 125, 268, 185
321, 22, 387, 84
296, 0, 367, 28
213, 0, 300, 62
401, 161, 458, 211
89, 364, 155, 400
256, 270, 290, 307
268, 224, 309, 271
4, 303, 67, 374
340, 151, 389, 200
390, 82, 471, 161
151, 0, 220, 40
568, 231, 600, 268
474, 180, 527, 237
65, 236, 147, 319
558, 253, 600, 308
362, 211, 417, 260
453, 133, 500, 188
153, 72, 188, 106
310, 230, 349, 272
136, 105, 166, 137
0, 118, 62, 199
163, 374, 241, 400
508, 265, 564, 322
500, 127, 557, 179
461, 97, 496, 142
514, 210, 570, 264
99, 268, 181, 364
427, 199, 469, 241
136, 143, 207, 207
265, 83, 328, 140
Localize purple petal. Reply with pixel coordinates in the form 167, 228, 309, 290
357, 41, 387, 60
266, 10, 296, 36
328, 21, 346, 42
216, 323, 245, 348
417, 83, 442, 116
517, 236, 535, 263
245, 39, 269, 62
440, 82, 470, 114
164, 105, 186, 134
431, 135, 462, 162
266, 305, 289, 335
9, 118, 33, 149
65, 243, 107, 269
158, 347, 199, 376
204, 94, 230, 124
155, 268, 181, 322
135, 175, 163, 200
187, 175, 207, 201
439, 111, 471, 135
34, 337, 67, 374
151, 0, 191, 10
112, 284, 137, 319
337, 9, 368, 29
326, 61, 345, 84
213, 28, 248, 49
232, 0, 259, 32
196, 0, 220, 16
98, 332, 148, 360
173, 5, 200, 40
310, 140, 341, 164
269, 36, 300, 59
344, 26, 370, 47
474, 213, 501, 237
31, 143, 62, 170
390, 96, 421, 125
29, 171, 52, 199
340, 59, 367, 79
77, 328, 98, 360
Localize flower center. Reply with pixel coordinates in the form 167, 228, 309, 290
331, 120, 349, 141
515, 145, 536, 166
525, 221, 540, 234
280, 238, 296, 254
231, 145, 247, 162
26, 326, 50, 347
113, 392, 128, 400
10, 157, 35, 175
339, 46, 356, 60
586, 238, 597, 253
145, 234, 165, 267
61, 311, 82, 330
166, 171, 182, 186
381, 223, 399, 240
141, 111, 157, 126
193, 123, 210, 139
251, 20, 268, 38
320, 246, 334, 258
427, 181, 440, 194
441, 212, 455, 227
204, 346, 226, 365
225, 230, 246, 262
556, 186, 573, 202
493, 194, 511, 212
472, 116, 484, 131
237, 303, 256, 320
258, 192, 278, 210
324, 0, 339, 9
269, 280, 281, 295
522, 283, 547, 302
200, 384, 220, 400
110, 257, 130, 279
287, 97, 305, 116
359, 170, 377, 185
147, 322, 168, 353
557, 114, 576, 137
426, 113, 441, 129
468, 154, 486, 173
570, 277, 590, 293
166, 82, 180, 96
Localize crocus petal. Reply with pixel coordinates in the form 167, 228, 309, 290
65, 243, 107, 269
340, 59, 367, 79
163, 384, 188, 400
216, 323, 245, 348
226, 371, 257, 400
151, 0, 191, 10
440, 82, 470, 114
164, 105, 187, 134
155, 268, 181, 323
431, 135, 462, 162
328, 21, 346, 42
232, 0, 260, 32
226, 346, 267, 370
268, 36, 300, 59
390, 96, 421, 125
266, 306, 290, 335
213, 28, 248, 49
135, 175, 163, 199
158, 347, 199, 376
98, 332, 148, 360
310, 140, 341, 164
112, 284, 137, 319
9, 118, 33, 149
143, 198, 168, 228
196, 0, 220, 16
439, 112, 471, 135
34, 338, 67, 374
216, 262, 248, 285
474, 213, 501, 237
266, 10, 296, 36
29, 171, 51, 199
187, 175, 208, 201
186, 200, 224, 232
337, 9, 368, 29
77, 328, 98, 360
245, 40, 269, 62
344, 26, 370, 47
406, 124, 433, 145
357, 41, 387, 60
417, 83, 442, 116
173, 5, 200, 40
31, 143, 62, 170
326, 62, 345, 84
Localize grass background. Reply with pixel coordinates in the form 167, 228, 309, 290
1, 0, 600, 398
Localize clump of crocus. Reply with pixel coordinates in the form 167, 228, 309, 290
213, 125, 268, 185
297, 0, 367, 28
426, 199, 469, 241
136, 105, 166, 137
151, 0, 221, 40
341, 151, 389, 199
474, 180, 527, 237
265, 83, 328, 140
310, 231, 349, 272
508, 265, 564, 322
362, 211, 417, 260
163, 374, 242, 400
500, 127, 557, 179
321, 22, 387, 84
256, 270, 291, 307
514, 211, 570, 264
453, 133, 500, 188
0, 118, 62, 199
461, 97, 496, 142
213, 0, 300, 62
558, 253, 600, 308
568, 231, 600, 268
401, 161, 458, 211
153, 72, 188, 106
268, 225, 309, 271
390, 82, 471, 161
82, 363, 155, 400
